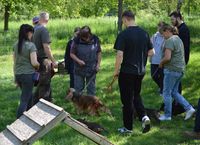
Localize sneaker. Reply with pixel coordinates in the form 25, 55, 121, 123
183, 131, 200, 139
118, 127, 132, 134
159, 114, 171, 121
142, 116, 151, 133
185, 108, 195, 120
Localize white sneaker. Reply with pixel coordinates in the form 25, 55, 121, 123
185, 108, 195, 120
142, 116, 151, 133
159, 114, 171, 121
118, 127, 132, 134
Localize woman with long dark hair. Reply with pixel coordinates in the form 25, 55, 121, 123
13, 24, 39, 118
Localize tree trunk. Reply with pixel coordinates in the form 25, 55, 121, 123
177, 0, 183, 13
187, 0, 190, 16
4, 4, 11, 31
117, 0, 123, 33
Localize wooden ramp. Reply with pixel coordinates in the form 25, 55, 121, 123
0, 99, 114, 145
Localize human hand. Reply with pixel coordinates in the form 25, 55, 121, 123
78, 60, 85, 66
159, 63, 163, 68
113, 71, 119, 78
96, 64, 100, 72
52, 61, 58, 68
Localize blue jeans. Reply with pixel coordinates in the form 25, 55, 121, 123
15, 74, 34, 118
163, 69, 192, 117
74, 73, 96, 96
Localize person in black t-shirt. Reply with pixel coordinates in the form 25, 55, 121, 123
113, 10, 154, 134
170, 11, 190, 95
170, 11, 190, 65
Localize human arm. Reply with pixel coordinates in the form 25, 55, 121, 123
70, 52, 85, 66
113, 50, 123, 77
148, 48, 155, 57
159, 48, 171, 68
30, 51, 40, 70
43, 43, 57, 67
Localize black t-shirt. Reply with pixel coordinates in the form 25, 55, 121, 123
178, 23, 190, 65
114, 26, 153, 75
33, 25, 51, 60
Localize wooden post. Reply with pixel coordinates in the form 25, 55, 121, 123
117, 0, 123, 33
177, 0, 184, 13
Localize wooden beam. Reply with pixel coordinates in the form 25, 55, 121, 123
63, 116, 114, 145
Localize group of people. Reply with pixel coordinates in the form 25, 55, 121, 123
113, 10, 199, 138
14, 12, 57, 118
13, 10, 200, 139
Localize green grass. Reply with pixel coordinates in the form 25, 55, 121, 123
0, 16, 200, 145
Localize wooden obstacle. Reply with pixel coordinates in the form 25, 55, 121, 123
0, 99, 114, 145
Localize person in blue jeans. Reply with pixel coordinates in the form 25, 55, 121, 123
70, 26, 101, 96
14, 24, 40, 118
158, 23, 195, 121
184, 98, 200, 139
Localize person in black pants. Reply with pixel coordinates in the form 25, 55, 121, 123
184, 98, 200, 139
64, 27, 80, 90
113, 10, 154, 134
150, 21, 165, 95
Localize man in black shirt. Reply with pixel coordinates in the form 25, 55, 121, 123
170, 11, 190, 65
113, 10, 154, 134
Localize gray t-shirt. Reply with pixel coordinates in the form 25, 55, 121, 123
163, 35, 185, 72
14, 41, 37, 74
33, 25, 51, 59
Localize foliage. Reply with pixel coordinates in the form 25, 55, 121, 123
0, 16, 200, 145
1, 0, 200, 21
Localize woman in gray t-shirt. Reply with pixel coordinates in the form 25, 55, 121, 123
158, 23, 195, 121
14, 24, 39, 118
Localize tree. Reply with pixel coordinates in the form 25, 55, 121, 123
177, 0, 184, 12
4, 2, 11, 31
118, 0, 123, 33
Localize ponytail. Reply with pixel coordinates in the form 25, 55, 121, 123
17, 24, 34, 54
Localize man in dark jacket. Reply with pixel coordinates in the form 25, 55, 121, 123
170, 11, 190, 65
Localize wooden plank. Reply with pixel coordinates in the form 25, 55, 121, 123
0, 130, 22, 145
6, 125, 25, 142
39, 99, 64, 112
63, 116, 114, 145
23, 112, 44, 127
25, 102, 60, 126
26, 111, 67, 144
6, 115, 41, 142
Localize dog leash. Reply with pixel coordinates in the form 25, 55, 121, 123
80, 72, 97, 95
106, 76, 118, 92
151, 67, 160, 78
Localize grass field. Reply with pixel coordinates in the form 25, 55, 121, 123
0, 16, 200, 145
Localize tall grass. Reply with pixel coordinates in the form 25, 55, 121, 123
0, 15, 200, 145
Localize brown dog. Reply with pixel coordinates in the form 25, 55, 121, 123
66, 88, 111, 116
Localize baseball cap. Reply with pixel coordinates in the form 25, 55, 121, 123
32, 16, 39, 24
